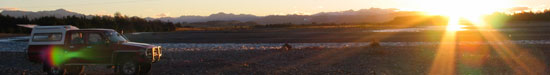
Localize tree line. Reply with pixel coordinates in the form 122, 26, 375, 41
1, 10, 550, 33
0, 12, 178, 33
482, 9, 550, 26
508, 10, 550, 21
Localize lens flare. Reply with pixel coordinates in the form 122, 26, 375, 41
41, 46, 94, 67
426, 0, 546, 74
446, 17, 468, 31
429, 21, 459, 75
42, 46, 66, 67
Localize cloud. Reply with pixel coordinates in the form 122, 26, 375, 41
93, 10, 110, 16
507, 7, 531, 12
0, 7, 18, 10
155, 13, 169, 17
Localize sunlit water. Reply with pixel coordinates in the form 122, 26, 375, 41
368, 26, 518, 32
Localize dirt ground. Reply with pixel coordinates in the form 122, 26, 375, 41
1, 44, 550, 75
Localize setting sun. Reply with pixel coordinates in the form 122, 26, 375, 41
419, 0, 513, 26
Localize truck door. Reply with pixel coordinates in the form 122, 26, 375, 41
65, 32, 112, 64
86, 32, 113, 64
66, 32, 92, 64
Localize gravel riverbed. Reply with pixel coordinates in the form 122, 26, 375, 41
1, 44, 550, 75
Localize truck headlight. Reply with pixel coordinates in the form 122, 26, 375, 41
156, 46, 162, 57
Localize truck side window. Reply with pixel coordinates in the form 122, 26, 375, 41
70, 33, 84, 44
88, 33, 104, 44
32, 33, 62, 42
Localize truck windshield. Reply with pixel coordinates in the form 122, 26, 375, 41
106, 31, 128, 43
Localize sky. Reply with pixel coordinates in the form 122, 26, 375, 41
0, 0, 548, 17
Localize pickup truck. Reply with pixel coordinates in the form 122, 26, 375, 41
25, 25, 162, 75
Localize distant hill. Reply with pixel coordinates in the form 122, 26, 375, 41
151, 12, 260, 23
1, 8, 406, 24
0, 9, 85, 18
153, 8, 399, 24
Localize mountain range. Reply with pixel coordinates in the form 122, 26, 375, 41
0, 9, 85, 19
1, 8, 406, 24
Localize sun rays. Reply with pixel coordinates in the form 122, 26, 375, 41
405, 0, 550, 74
428, 24, 458, 75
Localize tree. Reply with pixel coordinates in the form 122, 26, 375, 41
0, 13, 176, 33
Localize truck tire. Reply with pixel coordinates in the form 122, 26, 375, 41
116, 60, 140, 75
44, 64, 65, 75
65, 65, 84, 75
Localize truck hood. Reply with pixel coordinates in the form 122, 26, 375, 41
121, 42, 157, 48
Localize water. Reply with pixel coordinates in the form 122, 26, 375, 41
0, 36, 29, 42
368, 26, 519, 32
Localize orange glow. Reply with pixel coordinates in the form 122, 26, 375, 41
472, 19, 546, 75
446, 25, 467, 31
426, 0, 546, 74
428, 28, 458, 75
419, 0, 513, 27
446, 16, 468, 31
429, 15, 460, 75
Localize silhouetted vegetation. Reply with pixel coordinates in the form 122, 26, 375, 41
0, 12, 178, 33
482, 9, 550, 26
509, 10, 550, 21
181, 20, 259, 27
257, 23, 297, 28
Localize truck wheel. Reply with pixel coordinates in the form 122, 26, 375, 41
65, 65, 84, 75
116, 61, 139, 75
44, 65, 65, 75
139, 63, 152, 75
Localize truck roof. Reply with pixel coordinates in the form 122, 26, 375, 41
33, 25, 79, 30
31, 26, 117, 33
68, 28, 116, 32
28, 25, 118, 45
